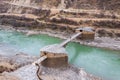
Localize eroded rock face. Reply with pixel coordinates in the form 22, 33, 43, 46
0, 55, 14, 73
0, 62, 15, 73
0, 74, 20, 80
0, 53, 38, 73
97, 28, 120, 38
0, 0, 10, 13
1, 0, 120, 12
0, 0, 119, 39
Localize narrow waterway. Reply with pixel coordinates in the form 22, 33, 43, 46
0, 30, 120, 80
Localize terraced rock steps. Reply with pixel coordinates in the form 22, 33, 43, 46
0, 0, 120, 38
0, 8, 120, 37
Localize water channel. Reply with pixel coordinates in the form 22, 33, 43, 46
0, 30, 120, 80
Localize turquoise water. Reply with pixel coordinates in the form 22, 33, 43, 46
0, 30, 120, 80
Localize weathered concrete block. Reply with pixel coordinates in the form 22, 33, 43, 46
40, 44, 68, 68
76, 27, 95, 40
